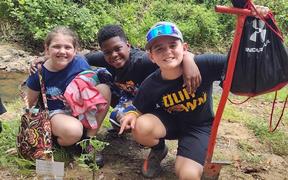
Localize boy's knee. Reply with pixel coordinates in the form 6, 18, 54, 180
177, 167, 202, 180
134, 116, 155, 135
175, 158, 203, 180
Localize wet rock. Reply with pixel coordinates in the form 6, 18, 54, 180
0, 43, 92, 72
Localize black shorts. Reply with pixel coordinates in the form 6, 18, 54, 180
152, 110, 211, 165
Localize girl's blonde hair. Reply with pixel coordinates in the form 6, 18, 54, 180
44, 26, 80, 50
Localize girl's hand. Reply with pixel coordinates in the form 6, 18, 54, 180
119, 112, 138, 134
252, 5, 270, 18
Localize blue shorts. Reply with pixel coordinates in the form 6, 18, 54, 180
49, 109, 71, 119
152, 110, 211, 165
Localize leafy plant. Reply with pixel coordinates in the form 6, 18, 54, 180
76, 137, 108, 180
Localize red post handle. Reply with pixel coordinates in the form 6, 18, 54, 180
215, 5, 252, 16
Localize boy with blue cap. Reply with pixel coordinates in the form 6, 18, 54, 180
119, 21, 227, 179
119, 2, 270, 177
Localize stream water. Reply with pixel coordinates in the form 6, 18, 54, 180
0, 72, 28, 103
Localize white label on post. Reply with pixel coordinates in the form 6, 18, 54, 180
36, 159, 64, 177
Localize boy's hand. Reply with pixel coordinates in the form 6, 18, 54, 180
119, 113, 137, 134
29, 57, 46, 75
182, 52, 202, 94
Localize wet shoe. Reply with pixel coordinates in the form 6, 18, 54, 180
141, 145, 168, 178
84, 152, 104, 168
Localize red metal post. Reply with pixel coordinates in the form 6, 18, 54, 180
203, 6, 254, 180
205, 6, 251, 163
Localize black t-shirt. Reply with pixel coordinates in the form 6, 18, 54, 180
85, 48, 158, 96
133, 54, 227, 126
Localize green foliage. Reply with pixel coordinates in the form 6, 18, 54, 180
0, 0, 231, 49
0, 0, 287, 49
254, 0, 288, 42
0, 120, 35, 176
113, 1, 228, 48
1, 0, 115, 48
147, 2, 223, 46
108, 2, 147, 47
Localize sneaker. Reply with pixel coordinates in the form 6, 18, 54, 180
141, 145, 168, 178
83, 144, 104, 168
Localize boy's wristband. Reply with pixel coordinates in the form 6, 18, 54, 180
124, 104, 137, 112
125, 111, 140, 118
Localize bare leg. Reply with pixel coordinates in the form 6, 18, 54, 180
86, 84, 111, 137
175, 156, 203, 180
132, 113, 166, 147
51, 113, 83, 146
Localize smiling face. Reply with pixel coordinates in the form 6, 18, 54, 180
45, 33, 76, 71
100, 36, 131, 69
148, 36, 187, 71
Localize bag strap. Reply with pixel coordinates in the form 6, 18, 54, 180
269, 91, 288, 132
228, 96, 251, 105
36, 62, 49, 112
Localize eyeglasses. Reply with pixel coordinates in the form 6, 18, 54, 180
146, 24, 180, 43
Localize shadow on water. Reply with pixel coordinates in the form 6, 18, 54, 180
0, 71, 28, 103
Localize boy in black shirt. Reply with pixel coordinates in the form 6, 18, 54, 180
119, 21, 226, 179
85, 25, 202, 131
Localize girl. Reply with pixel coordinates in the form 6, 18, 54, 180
26, 26, 111, 150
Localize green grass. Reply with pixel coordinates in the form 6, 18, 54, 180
0, 99, 36, 176
237, 140, 264, 164
213, 87, 288, 156
0, 98, 112, 177
101, 107, 113, 129
255, 86, 288, 102
0, 120, 35, 176
247, 120, 288, 156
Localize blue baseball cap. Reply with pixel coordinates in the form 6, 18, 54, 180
145, 21, 183, 50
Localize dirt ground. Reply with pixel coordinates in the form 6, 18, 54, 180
0, 43, 287, 180
1, 119, 287, 180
